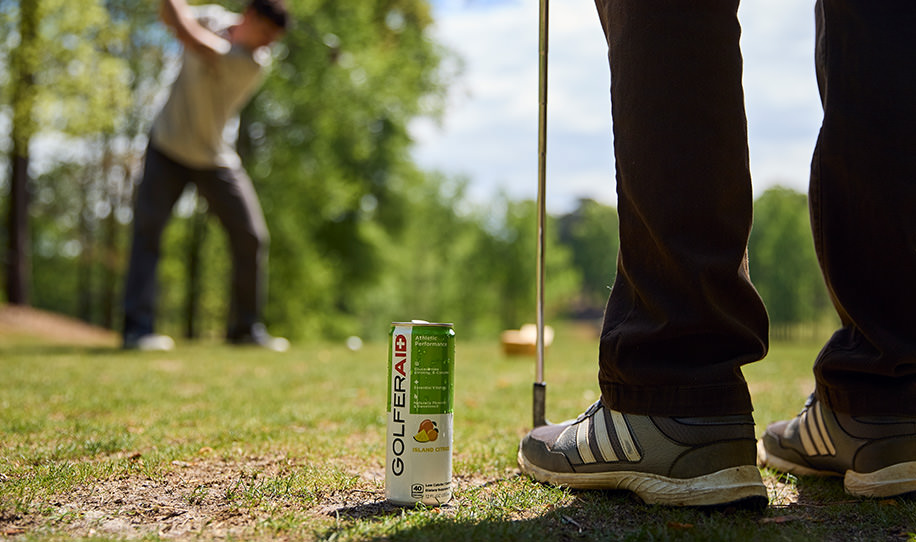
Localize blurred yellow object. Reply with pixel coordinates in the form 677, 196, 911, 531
500, 323, 554, 356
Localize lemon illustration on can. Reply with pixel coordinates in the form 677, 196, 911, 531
413, 419, 439, 442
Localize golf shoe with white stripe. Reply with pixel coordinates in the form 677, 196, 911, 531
758, 394, 916, 498
518, 400, 767, 507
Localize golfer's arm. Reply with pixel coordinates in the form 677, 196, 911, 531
159, 0, 229, 59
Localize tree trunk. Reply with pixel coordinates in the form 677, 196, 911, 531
101, 198, 119, 329
76, 169, 94, 322
6, 154, 31, 306
5, 0, 38, 306
100, 139, 120, 329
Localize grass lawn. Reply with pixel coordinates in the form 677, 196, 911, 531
1, 315, 914, 541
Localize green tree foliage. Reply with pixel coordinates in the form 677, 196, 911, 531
357, 174, 504, 339
0, 0, 131, 158
350, 178, 579, 341
557, 198, 619, 317
234, 0, 450, 339
156, 192, 232, 340
1, 0, 131, 305
7, 0, 579, 342
28, 0, 131, 135
749, 186, 832, 337
3, 2, 839, 346
494, 198, 580, 329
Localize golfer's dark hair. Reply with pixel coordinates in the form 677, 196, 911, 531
248, 0, 289, 30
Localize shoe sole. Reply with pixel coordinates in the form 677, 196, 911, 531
757, 439, 916, 498
123, 337, 175, 352
228, 338, 290, 352
518, 449, 767, 507
845, 462, 916, 498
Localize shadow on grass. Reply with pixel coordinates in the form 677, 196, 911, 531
323, 481, 916, 542
768, 475, 916, 542
333, 499, 409, 520
325, 494, 770, 541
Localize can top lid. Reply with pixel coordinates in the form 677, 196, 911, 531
391, 320, 454, 327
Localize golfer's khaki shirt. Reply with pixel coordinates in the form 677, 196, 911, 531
151, 4, 269, 170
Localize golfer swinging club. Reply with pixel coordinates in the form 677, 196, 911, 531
122, 0, 290, 352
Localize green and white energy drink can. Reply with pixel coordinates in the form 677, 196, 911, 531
386, 321, 455, 506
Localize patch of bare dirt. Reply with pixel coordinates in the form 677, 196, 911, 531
764, 474, 800, 507
0, 454, 529, 540
0, 304, 118, 347
1, 455, 393, 540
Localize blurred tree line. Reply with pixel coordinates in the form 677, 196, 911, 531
0, 0, 835, 342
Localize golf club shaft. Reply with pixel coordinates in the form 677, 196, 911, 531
534, 0, 548, 428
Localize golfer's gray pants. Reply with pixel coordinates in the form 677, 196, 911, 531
594, 0, 916, 417
122, 144, 269, 339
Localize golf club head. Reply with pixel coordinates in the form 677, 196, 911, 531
533, 381, 547, 427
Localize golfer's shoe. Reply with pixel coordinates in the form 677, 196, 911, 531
518, 400, 767, 507
758, 395, 916, 498
123, 333, 175, 352
228, 323, 290, 352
